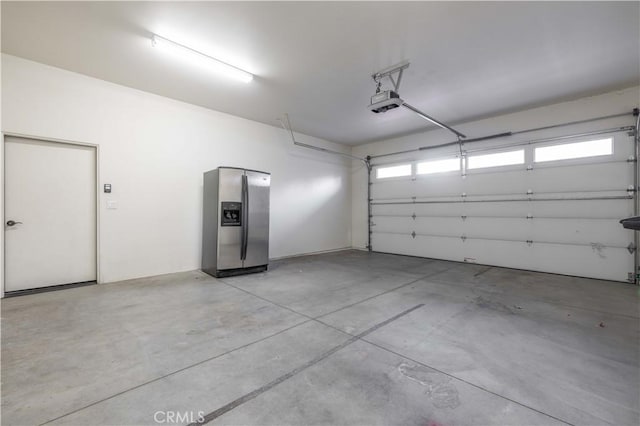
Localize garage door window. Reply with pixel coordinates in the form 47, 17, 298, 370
376, 164, 411, 179
535, 138, 613, 163
467, 149, 525, 170
417, 158, 460, 175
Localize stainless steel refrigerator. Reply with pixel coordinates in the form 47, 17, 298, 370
202, 167, 270, 277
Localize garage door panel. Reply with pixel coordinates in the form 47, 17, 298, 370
531, 219, 631, 246
461, 201, 530, 217
371, 179, 414, 199
455, 240, 532, 270
530, 199, 632, 218
531, 163, 632, 193
385, 216, 633, 247
408, 236, 465, 259
463, 169, 528, 195
412, 203, 465, 216
413, 217, 466, 236
371, 233, 414, 256
372, 217, 413, 234
462, 218, 530, 241
414, 175, 464, 197
372, 233, 464, 260
441, 239, 630, 282
372, 204, 413, 216
374, 234, 631, 282
462, 241, 630, 282
530, 244, 632, 282
373, 203, 466, 217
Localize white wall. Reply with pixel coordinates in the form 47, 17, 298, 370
352, 86, 640, 249
1, 54, 352, 286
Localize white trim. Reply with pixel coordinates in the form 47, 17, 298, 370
2, 131, 99, 149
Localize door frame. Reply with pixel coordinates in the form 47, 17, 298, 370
1, 132, 101, 297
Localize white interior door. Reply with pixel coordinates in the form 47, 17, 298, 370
5, 136, 96, 291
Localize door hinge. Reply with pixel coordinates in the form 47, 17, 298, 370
628, 186, 636, 197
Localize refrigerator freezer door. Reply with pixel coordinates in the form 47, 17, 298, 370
201, 170, 219, 275
217, 168, 244, 270
244, 171, 270, 267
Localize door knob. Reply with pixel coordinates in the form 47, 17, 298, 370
6, 220, 23, 227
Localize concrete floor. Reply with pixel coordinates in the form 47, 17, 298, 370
2, 250, 638, 426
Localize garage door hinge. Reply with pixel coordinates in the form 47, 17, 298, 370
627, 156, 637, 163
411, 213, 416, 220
628, 272, 636, 284
461, 235, 467, 242
627, 242, 636, 254
526, 240, 533, 246
627, 186, 636, 196
526, 165, 534, 171
526, 214, 533, 219
411, 231, 416, 238
461, 215, 467, 221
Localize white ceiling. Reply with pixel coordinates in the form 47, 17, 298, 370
2, 1, 639, 145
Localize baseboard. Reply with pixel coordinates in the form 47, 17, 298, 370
4, 280, 97, 298
269, 246, 353, 261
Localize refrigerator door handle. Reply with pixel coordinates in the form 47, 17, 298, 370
241, 174, 249, 261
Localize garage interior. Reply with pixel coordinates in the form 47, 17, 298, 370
1, 2, 639, 426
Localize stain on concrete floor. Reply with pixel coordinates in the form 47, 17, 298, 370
398, 362, 461, 409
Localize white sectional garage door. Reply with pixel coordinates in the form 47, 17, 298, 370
370, 129, 636, 282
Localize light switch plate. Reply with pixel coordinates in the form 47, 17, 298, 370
107, 200, 118, 210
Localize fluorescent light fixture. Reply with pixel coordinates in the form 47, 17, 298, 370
151, 34, 253, 83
